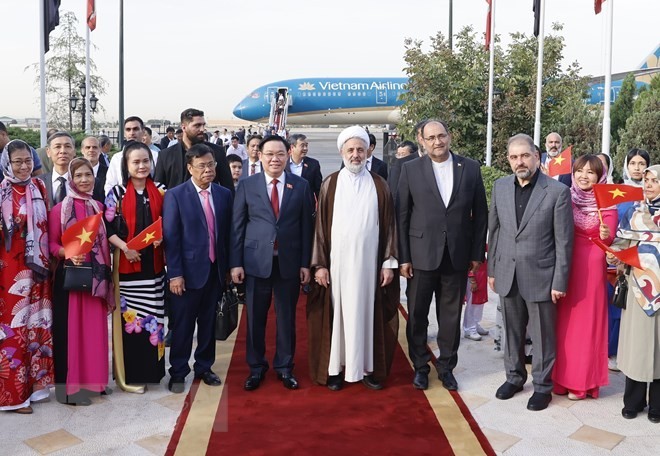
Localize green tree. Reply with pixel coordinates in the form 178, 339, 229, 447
27, 11, 106, 131
400, 24, 594, 171
610, 73, 637, 145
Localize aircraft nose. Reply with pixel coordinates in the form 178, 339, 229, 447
233, 103, 243, 119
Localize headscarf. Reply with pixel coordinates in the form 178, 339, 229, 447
59, 158, 114, 310
598, 153, 614, 184
337, 126, 370, 151
0, 140, 49, 280
616, 165, 660, 316
570, 161, 613, 231
622, 154, 646, 187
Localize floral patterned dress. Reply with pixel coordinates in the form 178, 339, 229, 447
0, 186, 54, 410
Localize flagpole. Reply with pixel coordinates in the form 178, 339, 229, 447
118, 0, 124, 145
533, 0, 545, 146
485, 0, 495, 166
601, 0, 614, 156
39, 0, 48, 147
85, 24, 91, 134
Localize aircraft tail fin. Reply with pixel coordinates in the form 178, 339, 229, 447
638, 43, 660, 69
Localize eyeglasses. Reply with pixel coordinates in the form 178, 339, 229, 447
10, 159, 33, 167
261, 152, 287, 160
424, 134, 448, 143
191, 161, 217, 170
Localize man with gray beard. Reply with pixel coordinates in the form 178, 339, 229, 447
307, 126, 399, 392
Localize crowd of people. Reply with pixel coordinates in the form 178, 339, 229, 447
0, 114, 658, 424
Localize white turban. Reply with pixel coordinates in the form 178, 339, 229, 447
337, 126, 370, 151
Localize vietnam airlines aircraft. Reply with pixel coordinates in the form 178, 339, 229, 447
233, 45, 660, 125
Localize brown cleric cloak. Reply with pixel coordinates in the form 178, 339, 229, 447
307, 170, 400, 385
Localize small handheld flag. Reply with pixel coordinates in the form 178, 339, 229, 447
125, 217, 163, 251
591, 237, 643, 270
593, 184, 645, 209
61, 213, 103, 259
547, 146, 572, 177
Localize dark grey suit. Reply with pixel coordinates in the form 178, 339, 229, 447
397, 152, 488, 375
488, 171, 573, 393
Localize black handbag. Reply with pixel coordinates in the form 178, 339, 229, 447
215, 284, 239, 341
62, 262, 93, 291
612, 272, 628, 310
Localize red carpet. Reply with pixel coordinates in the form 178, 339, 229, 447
168, 294, 495, 455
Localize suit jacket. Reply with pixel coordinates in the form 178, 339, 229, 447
159, 136, 172, 150
240, 159, 261, 180
154, 142, 234, 193
340, 155, 388, 181
41, 170, 105, 207
388, 154, 418, 199
284, 156, 322, 198
487, 171, 574, 302
229, 172, 314, 280
95, 161, 109, 198
397, 153, 488, 272
541, 152, 572, 186
163, 179, 233, 290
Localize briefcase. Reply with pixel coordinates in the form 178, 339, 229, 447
215, 284, 239, 341
63, 263, 93, 291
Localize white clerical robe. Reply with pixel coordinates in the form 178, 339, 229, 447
328, 168, 396, 382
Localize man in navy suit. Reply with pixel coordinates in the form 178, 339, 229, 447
240, 134, 263, 179
230, 135, 314, 391
163, 144, 233, 393
285, 133, 323, 199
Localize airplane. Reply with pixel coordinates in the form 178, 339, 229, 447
232, 44, 660, 126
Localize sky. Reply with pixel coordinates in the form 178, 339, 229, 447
2, 0, 658, 123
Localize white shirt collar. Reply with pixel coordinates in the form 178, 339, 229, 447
191, 179, 212, 194
263, 171, 285, 185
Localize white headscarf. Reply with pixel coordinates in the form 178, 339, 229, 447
336, 126, 370, 151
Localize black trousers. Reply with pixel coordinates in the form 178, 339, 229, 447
406, 251, 467, 374
245, 257, 300, 376
168, 264, 220, 379
624, 376, 660, 412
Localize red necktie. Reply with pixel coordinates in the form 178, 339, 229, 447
271, 179, 279, 252
200, 190, 216, 263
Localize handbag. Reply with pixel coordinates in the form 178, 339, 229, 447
215, 284, 239, 341
612, 271, 628, 310
63, 262, 93, 291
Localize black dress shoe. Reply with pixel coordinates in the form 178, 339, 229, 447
277, 372, 299, 390
196, 371, 222, 386
413, 371, 429, 390
527, 392, 552, 411
244, 373, 264, 391
327, 374, 343, 391
168, 377, 185, 394
621, 408, 639, 419
648, 409, 660, 423
439, 371, 458, 391
362, 374, 383, 390
496, 382, 524, 400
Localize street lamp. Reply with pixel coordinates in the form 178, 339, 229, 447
69, 80, 99, 131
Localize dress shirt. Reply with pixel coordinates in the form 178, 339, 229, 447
104, 151, 123, 195
264, 171, 285, 212
289, 158, 304, 177
366, 157, 372, 172
191, 180, 216, 216
247, 160, 262, 175
227, 145, 248, 161
92, 162, 100, 177
52, 170, 68, 194
514, 168, 540, 227
431, 154, 453, 207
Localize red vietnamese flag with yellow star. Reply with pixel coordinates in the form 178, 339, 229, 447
125, 217, 163, 251
591, 237, 643, 270
593, 184, 644, 208
547, 146, 572, 177
595, 0, 605, 15
61, 212, 103, 259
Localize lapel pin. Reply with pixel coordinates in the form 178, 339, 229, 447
286, 183, 293, 189
458, 163, 462, 167
304, 163, 308, 167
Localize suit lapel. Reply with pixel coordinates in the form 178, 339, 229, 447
421, 155, 446, 210
186, 180, 208, 231
447, 152, 464, 208
516, 174, 548, 235
257, 175, 277, 222
279, 172, 295, 218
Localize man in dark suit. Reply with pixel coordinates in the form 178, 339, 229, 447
230, 135, 314, 391
398, 119, 488, 392
160, 126, 175, 150
540, 132, 571, 186
155, 108, 233, 193
41, 131, 77, 208
339, 133, 388, 180
285, 133, 322, 199
80, 136, 108, 201
163, 144, 233, 393
388, 140, 418, 199
240, 134, 263, 179
488, 133, 573, 411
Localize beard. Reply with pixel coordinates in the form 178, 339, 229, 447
343, 156, 365, 174
187, 130, 205, 145
515, 168, 533, 180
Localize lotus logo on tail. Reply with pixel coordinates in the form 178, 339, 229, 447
298, 82, 316, 91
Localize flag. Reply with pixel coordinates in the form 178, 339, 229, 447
87, 0, 96, 31
547, 146, 572, 177
485, 0, 492, 49
61, 213, 103, 259
44, 0, 61, 53
533, 0, 541, 37
591, 238, 643, 270
595, 0, 605, 14
125, 217, 163, 251
593, 184, 645, 208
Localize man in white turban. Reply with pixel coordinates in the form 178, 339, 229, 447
307, 126, 400, 391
